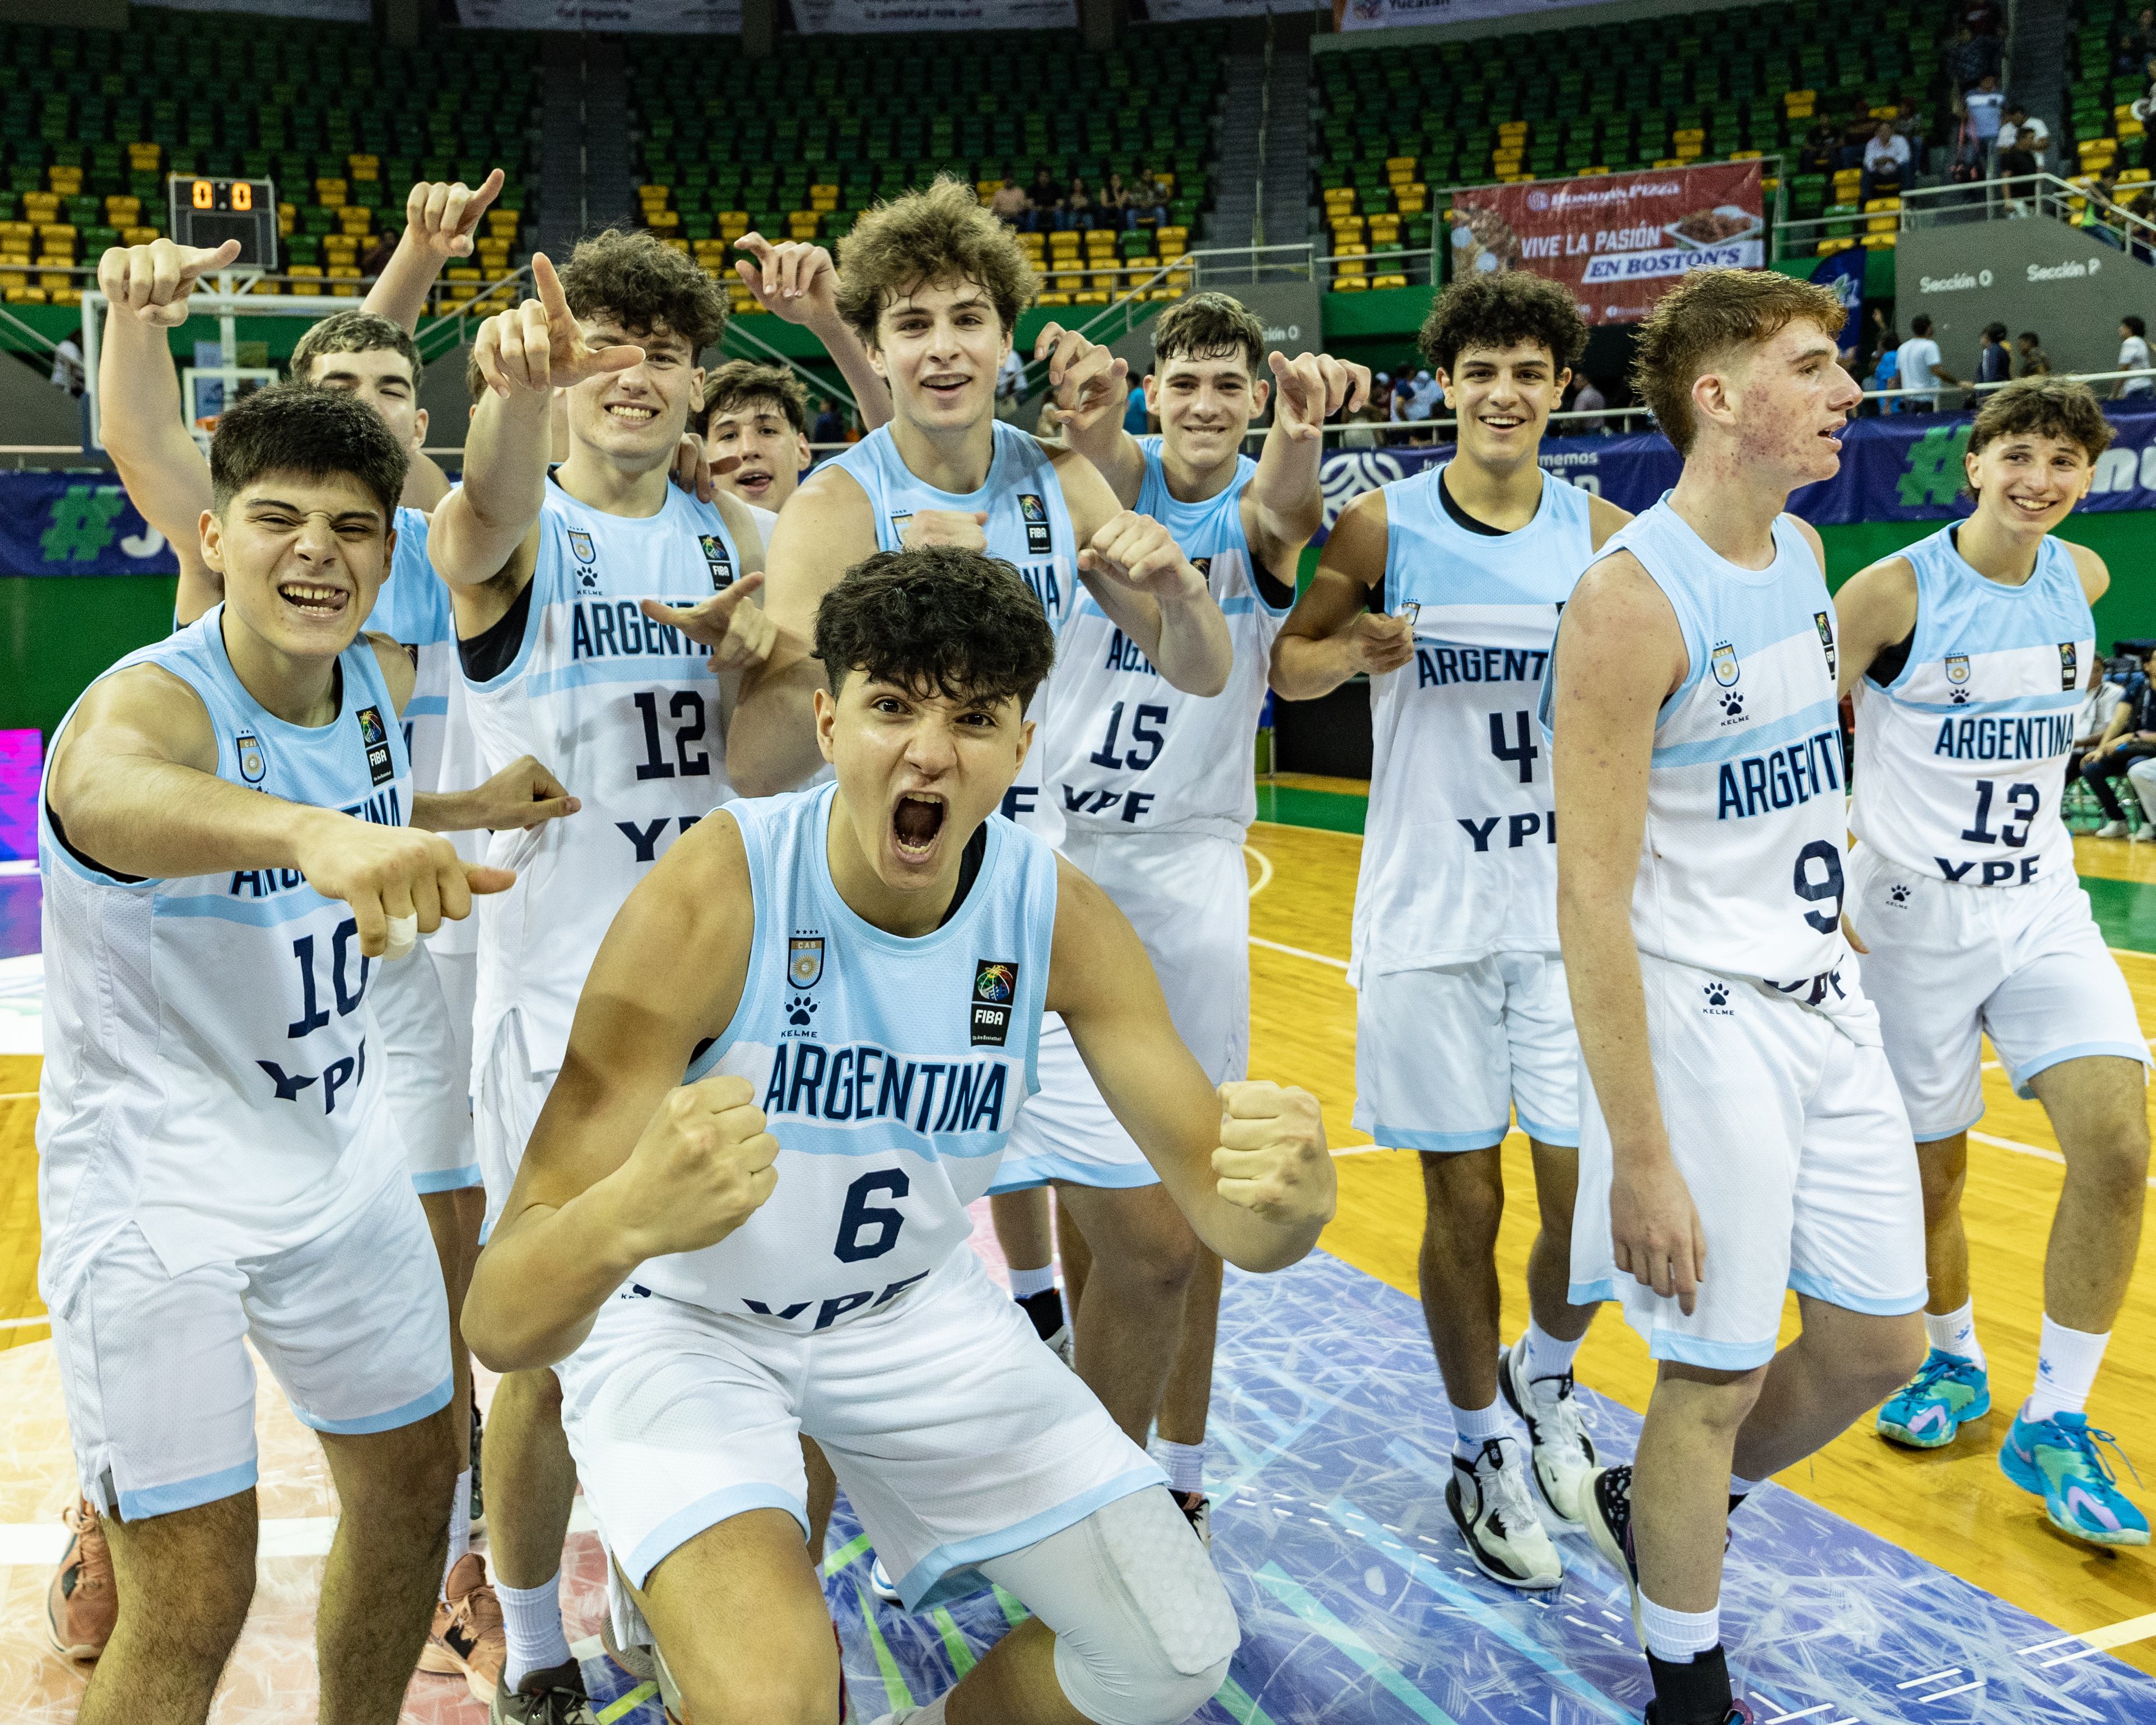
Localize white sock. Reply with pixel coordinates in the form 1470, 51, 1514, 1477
498, 1573, 572, 1692
1924, 1301, 1986, 1369
1154, 1439, 1204, 1495
1008, 1263, 1057, 1301
2024, 1314, 2110, 1424
1523, 1318, 1584, 1385
1640, 1591, 1719, 1663
1451, 1398, 1510, 1461
443, 1470, 472, 1594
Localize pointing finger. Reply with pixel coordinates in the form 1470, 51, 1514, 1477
465, 168, 506, 229
532, 252, 570, 324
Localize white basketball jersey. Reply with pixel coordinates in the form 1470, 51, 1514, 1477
1552, 499, 1848, 985
1350, 466, 1595, 983
1851, 526, 2090, 889
635, 784, 1058, 1327
1042, 440, 1290, 841
461, 476, 745, 1076
37, 611, 411, 1312
828, 424, 1078, 838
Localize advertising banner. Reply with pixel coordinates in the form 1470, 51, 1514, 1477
1335, 0, 1596, 28
1447, 162, 1766, 326
457, 0, 740, 29
1307, 403, 2156, 543
794, 0, 1075, 30
0, 476, 180, 578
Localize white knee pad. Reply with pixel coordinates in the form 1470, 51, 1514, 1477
980, 1486, 1240, 1725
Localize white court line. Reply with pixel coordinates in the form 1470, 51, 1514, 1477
0, 1314, 50, 1329
1914, 1679, 1984, 1701
0, 860, 34, 878
1247, 935, 1349, 971
2025, 1610, 2156, 1666
1243, 845, 1274, 899
1894, 1668, 1962, 1690
1971, 1131, 2156, 1189
1762, 1707, 1834, 1723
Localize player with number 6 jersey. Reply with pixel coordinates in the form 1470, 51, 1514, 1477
464, 549, 1335, 1725
1837, 378, 2149, 1549
1273, 275, 1627, 1594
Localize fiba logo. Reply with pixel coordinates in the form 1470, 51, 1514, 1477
1321, 452, 1405, 531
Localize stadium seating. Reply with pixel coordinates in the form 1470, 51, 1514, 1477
624, 22, 1224, 315
0, 11, 536, 308
1312, 0, 1955, 272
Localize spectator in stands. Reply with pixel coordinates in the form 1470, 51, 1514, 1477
1892, 97, 1926, 159
1898, 314, 1957, 410
1963, 75, 2004, 174
1129, 168, 1168, 227
1947, 26, 1999, 92
990, 178, 1029, 226
49, 326, 83, 396
1866, 324, 1901, 413
1975, 324, 2011, 395
2083, 667, 2156, 837
1026, 165, 1060, 232
2117, 315, 2153, 399
2122, 6, 2156, 70
1959, 0, 2002, 35
1997, 104, 2048, 170
1838, 100, 1882, 169
2015, 331, 2052, 376
1862, 122, 1911, 201
995, 345, 1026, 421
1101, 172, 1134, 227
1341, 400, 1382, 448
1571, 374, 1606, 433
1407, 367, 1444, 423
1064, 178, 1097, 231
813, 396, 844, 445
2070, 656, 2127, 788
1798, 119, 1840, 175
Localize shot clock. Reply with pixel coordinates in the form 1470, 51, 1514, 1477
166, 175, 278, 268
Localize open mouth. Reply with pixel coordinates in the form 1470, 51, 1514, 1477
892, 791, 947, 858
1479, 414, 1525, 431
2006, 494, 2053, 515
278, 580, 349, 617
604, 402, 656, 427
922, 374, 971, 402
734, 467, 774, 496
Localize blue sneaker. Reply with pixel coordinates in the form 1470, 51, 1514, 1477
1999, 1409, 2150, 1547
1876, 1349, 1991, 1448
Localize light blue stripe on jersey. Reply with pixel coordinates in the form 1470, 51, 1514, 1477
1875, 525, 2090, 698
402, 696, 449, 717
151, 891, 338, 926
1650, 698, 1842, 766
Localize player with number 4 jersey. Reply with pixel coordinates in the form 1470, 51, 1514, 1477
1274, 276, 1626, 1593
1838, 378, 2149, 1549
464, 550, 1335, 1725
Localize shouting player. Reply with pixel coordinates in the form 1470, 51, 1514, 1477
999, 292, 1366, 1531
1271, 273, 1627, 1589
1837, 377, 2149, 1545
38, 387, 524, 1722
1553, 269, 1926, 1725
464, 546, 1337, 1725
423, 232, 770, 1722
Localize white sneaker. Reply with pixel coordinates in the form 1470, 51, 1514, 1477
1497, 1337, 1598, 1528
1445, 1436, 1563, 1590
2097, 820, 2129, 838
867, 1555, 904, 1605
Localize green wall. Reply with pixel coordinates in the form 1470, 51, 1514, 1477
1, 574, 180, 740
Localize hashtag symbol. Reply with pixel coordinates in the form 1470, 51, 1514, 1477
41, 485, 129, 564
1896, 426, 1974, 510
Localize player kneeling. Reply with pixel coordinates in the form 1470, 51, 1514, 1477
465, 547, 1336, 1725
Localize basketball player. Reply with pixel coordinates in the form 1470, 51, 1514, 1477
696, 360, 814, 545
1836, 378, 2149, 1545
37, 385, 521, 1723
1270, 274, 1627, 1591
1553, 270, 1926, 1725
991, 294, 1367, 1536
425, 231, 770, 1722
77, 237, 570, 1667
463, 546, 1337, 1725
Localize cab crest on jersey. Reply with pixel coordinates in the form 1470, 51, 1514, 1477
236, 729, 267, 783
568, 528, 596, 564
1945, 654, 1969, 690
1711, 643, 1740, 687
790, 936, 825, 988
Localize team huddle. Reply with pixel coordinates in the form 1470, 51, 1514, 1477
31, 168, 2149, 1725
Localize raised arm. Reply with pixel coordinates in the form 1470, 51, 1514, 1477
1247, 351, 1371, 563
726, 464, 879, 796
1050, 858, 1333, 1272
94, 238, 234, 623
732, 235, 893, 433
465, 814, 763, 1370
1033, 321, 1143, 504
1550, 553, 1700, 1311
426, 253, 642, 612
46, 662, 510, 955
1830, 554, 1920, 699
1058, 448, 1232, 696
1267, 487, 1412, 700
361, 171, 506, 333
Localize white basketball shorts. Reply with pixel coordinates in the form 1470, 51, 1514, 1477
1847, 840, 2150, 1140
51, 1173, 451, 1520
1352, 950, 1580, 1151
557, 1246, 1161, 1610
1570, 954, 1926, 1370
374, 940, 481, 1193
474, 1008, 554, 1241
991, 829, 1249, 1194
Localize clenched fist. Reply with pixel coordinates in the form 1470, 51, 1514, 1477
608, 1073, 780, 1259
901, 510, 991, 552
1213, 1081, 1334, 1229
1079, 512, 1207, 602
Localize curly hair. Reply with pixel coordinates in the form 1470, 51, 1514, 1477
1151, 292, 1268, 379
209, 383, 411, 521
1966, 376, 2113, 478
557, 227, 729, 352
835, 178, 1038, 348
814, 545, 1058, 712
1417, 273, 1587, 377
699, 360, 811, 436
290, 310, 422, 385
1632, 268, 1846, 454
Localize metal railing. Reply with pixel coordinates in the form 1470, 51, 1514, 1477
1773, 169, 2156, 259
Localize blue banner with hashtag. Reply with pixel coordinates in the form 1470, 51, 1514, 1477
1311, 401, 2156, 541
0, 474, 180, 577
